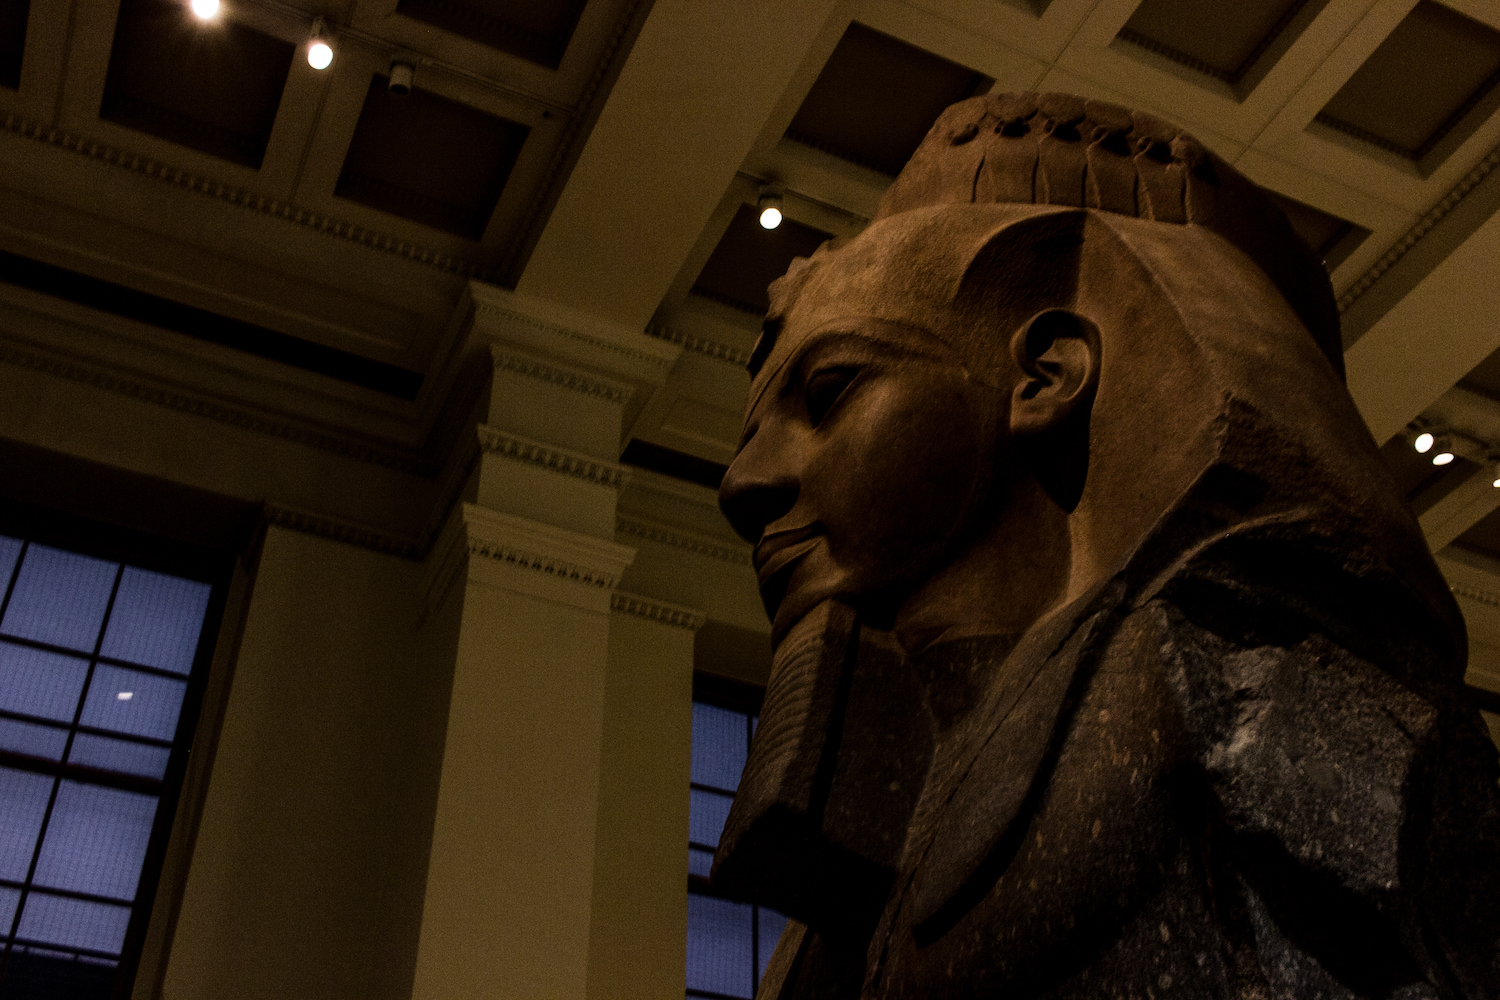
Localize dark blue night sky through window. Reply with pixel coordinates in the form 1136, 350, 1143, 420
0, 532, 214, 997
686, 699, 787, 1000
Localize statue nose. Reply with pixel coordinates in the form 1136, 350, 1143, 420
718, 444, 799, 544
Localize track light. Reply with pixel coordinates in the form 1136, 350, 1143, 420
1414, 431, 1435, 454
307, 17, 333, 69
190, 0, 219, 20
758, 186, 783, 230
388, 60, 415, 97
1427, 434, 1455, 465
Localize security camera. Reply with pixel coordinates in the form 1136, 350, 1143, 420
388, 61, 414, 97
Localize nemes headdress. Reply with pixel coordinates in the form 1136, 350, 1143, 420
870, 92, 1343, 381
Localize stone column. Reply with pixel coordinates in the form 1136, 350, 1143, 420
585, 594, 705, 1000
408, 285, 682, 1000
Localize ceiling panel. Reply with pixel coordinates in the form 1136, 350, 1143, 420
334, 75, 531, 240
1455, 503, 1500, 561
394, 0, 588, 70
0, 0, 25, 90
1263, 189, 1371, 271
99, 0, 293, 169
784, 21, 990, 177
692, 204, 832, 315
1315, 1, 1500, 166
1116, 0, 1314, 85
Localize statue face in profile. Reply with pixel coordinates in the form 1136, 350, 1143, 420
712, 93, 1500, 1000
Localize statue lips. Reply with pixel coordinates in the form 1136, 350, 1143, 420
754, 524, 823, 589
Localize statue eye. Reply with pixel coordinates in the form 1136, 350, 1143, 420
804, 366, 858, 426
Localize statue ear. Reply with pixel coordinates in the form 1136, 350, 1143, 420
1008, 309, 1100, 437
1009, 309, 1100, 511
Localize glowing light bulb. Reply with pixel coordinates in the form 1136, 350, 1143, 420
1433, 451, 1455, 466
1414, 432, 1435, 453
759, 206, 782, 230
191, 0, 219, 19
308, 40, 333, 69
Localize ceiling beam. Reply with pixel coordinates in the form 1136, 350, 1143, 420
515, 0, 840, 332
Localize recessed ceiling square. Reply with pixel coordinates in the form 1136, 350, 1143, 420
1316, 1, 1500, 163
395, 0, 586, 69
1261, 189, 1371, 271
100, 0, 294, 168
1117, 0, 1318, 85
0, 0, 27, 90
335, 77, 530, 240
692, 205, 831, 315
786, 22, 990, 177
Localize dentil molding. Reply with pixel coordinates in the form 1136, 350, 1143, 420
477, 425, 631, 488
610, 591, 708, 631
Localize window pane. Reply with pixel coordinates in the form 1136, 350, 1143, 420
692, 703, 748, 792
99, 569, 210, 675
0, 718, 68, 761
689, 846, 714, 879
0, 535, 21, 589
758, 907, 789, 984
32, 781, 157, 901
1, 547, 118, 653
689, 788, 733, 850
15, 892, 132, 955
67, 734, 171, 781
686, 893, 753, 998
0, 947, 117, 998
79, 665, 187, 742
0, 884, 18, 931
0, 767, 55, 882
0, 642, 91, 722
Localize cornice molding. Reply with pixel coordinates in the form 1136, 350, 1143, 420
1338, 141, 1500, 314
610, 591, 707, 631
616, 516, 751, 565
264, 504, 422, 560
477, 425, 630, 488
463, 503, 636, 589
0, 112, 491, 283
645, 323, 752, 368
1452, 581, 1500, 609
473, 289, 678, 378
0, 333, 437, 476
490, 346, 631, 403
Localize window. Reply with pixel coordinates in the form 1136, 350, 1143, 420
0, 525, 223, 997
687, 677, 788, 1000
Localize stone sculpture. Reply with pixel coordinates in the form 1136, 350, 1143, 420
713, 92, 1500, 998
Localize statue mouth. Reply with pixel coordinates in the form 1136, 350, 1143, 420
754, 524, 823, 587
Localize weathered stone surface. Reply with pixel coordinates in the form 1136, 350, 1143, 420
714, 93, 1500, 998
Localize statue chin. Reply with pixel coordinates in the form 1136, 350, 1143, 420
712, 599, 934, 939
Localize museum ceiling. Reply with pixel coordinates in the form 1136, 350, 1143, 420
5, 0, 1500, 570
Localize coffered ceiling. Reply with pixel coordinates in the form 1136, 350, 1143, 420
7, 0, 1500, 681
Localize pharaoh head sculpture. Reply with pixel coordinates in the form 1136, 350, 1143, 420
715, 93, 1500, 998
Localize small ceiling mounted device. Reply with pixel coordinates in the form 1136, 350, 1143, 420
389, 60, 415, 97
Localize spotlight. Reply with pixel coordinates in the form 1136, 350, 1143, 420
388, 61, 415, 97
1414, 431, 1435, 454
190, 0, 219, 19
1433, 450, 1455, 466
758, 186, 783, 230
307, 19, 333, 69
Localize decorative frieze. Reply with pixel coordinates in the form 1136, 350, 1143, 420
490, 347, 631, 404
616, 516, 751, 565
644, 324, 752, 368
462, 504, 636, 589
610, 591, 707, 631
263, 504, 422, 560
477, 425, 630, 488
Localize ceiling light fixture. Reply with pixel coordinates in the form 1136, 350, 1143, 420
190, 0, 219, 20
1414, 431, 1435, 454
1429, 434, 1455, 465
308, 18, 333, 70
758, 185, 783, 230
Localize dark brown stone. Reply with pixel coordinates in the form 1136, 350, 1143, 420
714, 92, 1500, 998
